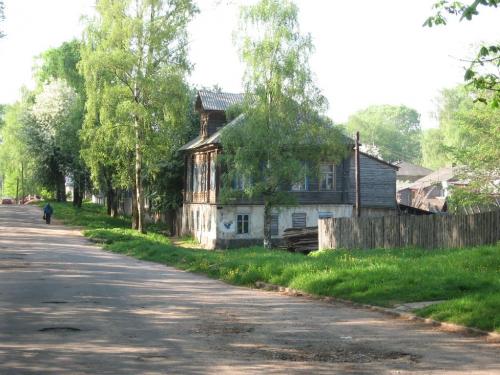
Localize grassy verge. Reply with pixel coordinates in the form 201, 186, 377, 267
47, 202, 500, 332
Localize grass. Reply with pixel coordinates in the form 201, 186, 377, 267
45, 201, 500, 333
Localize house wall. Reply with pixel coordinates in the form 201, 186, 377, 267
182, 203, 218, 248
214, 204, 353, 249
347, 153, 397, 209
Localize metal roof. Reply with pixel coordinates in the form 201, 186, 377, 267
179, 114, 245, 151
393, 161, 433, 177
197, 90, 244, 111
409, 166, 456, 190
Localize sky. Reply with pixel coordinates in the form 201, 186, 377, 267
0, 0, 498, 128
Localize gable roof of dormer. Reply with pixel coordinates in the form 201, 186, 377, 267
196, 90, 244, 112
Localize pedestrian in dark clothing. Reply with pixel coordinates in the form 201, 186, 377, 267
43, 203, 53, 224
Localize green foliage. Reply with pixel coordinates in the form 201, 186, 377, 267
0, 0, 5, 38
221, 0, 347, 246
424, 1, 500, 107
420, 128, 450, 169
80, 0, 197, 229
346, 105, 422, 163
422, 85, 499, 206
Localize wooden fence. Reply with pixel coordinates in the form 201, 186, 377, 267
318, 210, 500, 250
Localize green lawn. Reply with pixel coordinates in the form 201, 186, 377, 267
44, 201, 500, 332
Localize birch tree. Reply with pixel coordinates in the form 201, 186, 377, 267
80, 0, 196, 232
221, 0, 346, 248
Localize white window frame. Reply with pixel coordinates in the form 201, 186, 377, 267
320, 163, 335, 191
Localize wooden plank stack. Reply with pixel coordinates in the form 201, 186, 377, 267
281, 227, 318, 254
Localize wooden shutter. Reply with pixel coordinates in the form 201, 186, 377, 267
292, 213, 306, 228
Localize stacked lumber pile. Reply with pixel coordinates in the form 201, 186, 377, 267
281, 226, 318, 254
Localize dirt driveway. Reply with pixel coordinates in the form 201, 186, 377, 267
0, 205, 498, 374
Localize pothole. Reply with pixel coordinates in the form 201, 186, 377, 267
38, 327, 81, 333
194, 323, 255, 335
136, 353, 170, 362
241, 346, 419, 364
42, 301, 68, 304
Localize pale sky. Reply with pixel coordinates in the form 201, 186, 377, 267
0, 0, 498, 128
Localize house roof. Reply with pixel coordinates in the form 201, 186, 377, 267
179, 114, 245, 151
409, 166, 456, 190
393, 161, 432, 177
196, 90, 244, 111
360, 152, 399, 170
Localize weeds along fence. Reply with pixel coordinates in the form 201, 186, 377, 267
318, 210, 500, 250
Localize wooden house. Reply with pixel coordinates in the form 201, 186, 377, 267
180, 90, 398, 248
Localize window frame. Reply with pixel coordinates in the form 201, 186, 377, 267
319, 163, 335, 191
236, 214, 250, 234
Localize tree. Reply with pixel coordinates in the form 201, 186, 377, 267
34, 40, 88, 206
422, 85, 500, 205
424, 1, 500, 107
80, 0, 197, 232
0, 101, 39, 199
420, 128, 450, 169
221, 0, 347, 248
345, 105, 422, 163
0, 0, 5, 39
23, 80, 80, 201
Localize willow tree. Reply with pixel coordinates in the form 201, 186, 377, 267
80, 0, 196, 232
221, 0, 346, 248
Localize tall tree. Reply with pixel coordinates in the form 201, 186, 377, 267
221, 0, 346, 248
35, 40, 88, 206
422, 85, 500, 205
0, 0, 5, 39
0, 101, 39, 199
80, 0, 197, 232
424, 1, 500, 107
23, 80, 81, 201
345, 105, 422, 163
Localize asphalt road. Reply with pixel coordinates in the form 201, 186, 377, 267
0, 205, 499, 374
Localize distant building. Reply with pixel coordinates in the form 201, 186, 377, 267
397, 166, 463, 212
393, 161, 432, 188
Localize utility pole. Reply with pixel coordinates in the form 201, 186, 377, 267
355, 131, 361, 218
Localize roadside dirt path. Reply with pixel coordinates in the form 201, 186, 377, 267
0, 205, 498, 374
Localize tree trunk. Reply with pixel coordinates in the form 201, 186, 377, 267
131, 183, 139, 230
135, 116, 146, 233
111, 189, 118, 218
56, 172, 66, 202
106, 188, 116, 217
263, 201, 272, 249
73, 183, 80, 207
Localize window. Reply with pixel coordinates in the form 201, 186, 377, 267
292, 213, 307, 228
291, 177, 308, 191
237, 214, 249, 234
271, 214, 279, 236
320, 163, 335, 191
318, 212, 333, 219
291, 162, 308, 191
232, 175, 246, 191
210, 154, 216, 191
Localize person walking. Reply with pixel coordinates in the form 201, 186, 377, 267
43, 203, 54, 224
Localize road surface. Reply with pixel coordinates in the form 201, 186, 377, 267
0, 205, 498, 374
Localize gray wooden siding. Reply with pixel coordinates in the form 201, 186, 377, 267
347, 153, 397, 208
207, 111, 227, 136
